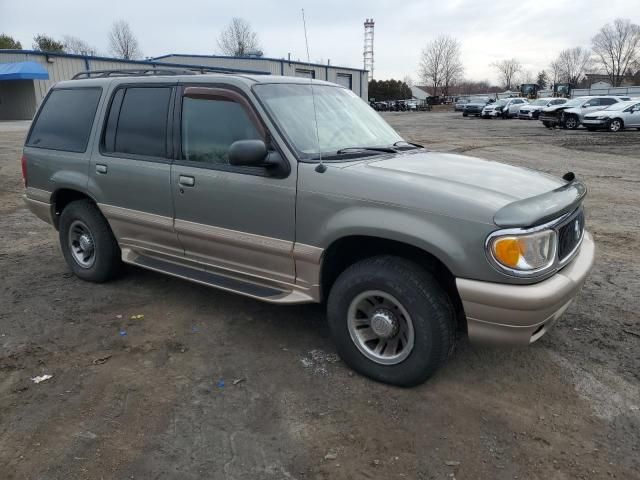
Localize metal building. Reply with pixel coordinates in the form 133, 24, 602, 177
0, 50, 369, 120
153, 54, 368, 98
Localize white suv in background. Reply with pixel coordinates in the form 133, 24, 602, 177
518, 98, 567, 119
482, 97, 528, 118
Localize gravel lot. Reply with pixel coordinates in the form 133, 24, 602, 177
1, 113, 639, 479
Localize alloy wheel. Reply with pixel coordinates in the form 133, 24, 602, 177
347, 290, 415, 365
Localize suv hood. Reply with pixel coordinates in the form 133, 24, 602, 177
542, 104, 572, 113
337, 151, 569, 226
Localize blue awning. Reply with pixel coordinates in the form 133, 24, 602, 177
0, 61, 49, 80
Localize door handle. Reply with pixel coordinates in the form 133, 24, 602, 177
96, 164, 108, 174
179, 175, 195, 187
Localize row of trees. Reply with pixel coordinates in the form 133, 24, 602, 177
368, 79, 412, 101
1, 17, 262, 61
419, 17, 640, 95
0, 21, 141, 59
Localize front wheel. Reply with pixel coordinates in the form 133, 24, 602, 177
327, 256, 454, 387
609, 119, 623, 132
59, 200, 122, 282
564, 115, 579, 129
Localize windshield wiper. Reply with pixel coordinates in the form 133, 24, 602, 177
335, 146, 397, 155
393, 140, 423, 149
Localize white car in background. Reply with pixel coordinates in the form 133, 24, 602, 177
582, 100, 640, 132
518, 98, 567, 119
482, 97, 528, 118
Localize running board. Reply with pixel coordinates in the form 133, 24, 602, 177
123, 250, 287, 300
124, 254, 287, 300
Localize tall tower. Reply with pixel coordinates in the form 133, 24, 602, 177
363, 18, 374, 80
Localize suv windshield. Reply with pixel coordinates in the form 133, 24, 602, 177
563, 98, 586, 107
495, 99, 508, 106
254, 83, 403, 159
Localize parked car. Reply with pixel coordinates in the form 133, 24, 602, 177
482, 97, 529, 119
23, 72, 594, 387
518, 98, 567, 120
462, 96, 492, 116
582, 100, 640, 132
454, 98, 469, 111
539, 96, 625, 129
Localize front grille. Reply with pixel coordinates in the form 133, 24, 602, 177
557, 209, 585, 261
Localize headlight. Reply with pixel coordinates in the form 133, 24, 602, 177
488, 229, 557, 274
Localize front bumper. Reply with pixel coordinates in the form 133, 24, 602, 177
582, 118, 607, 127
539, 114, 560, 125
456, 231, 595, 345
518, 111, 539, 119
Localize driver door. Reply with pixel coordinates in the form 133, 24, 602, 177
170, 85, 297, 288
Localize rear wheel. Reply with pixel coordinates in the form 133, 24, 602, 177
609, 118, 624, 132
462, 112, 468, 117
542, 121, 552, 128
59, 200, 122, 282
327, 256, 454, 387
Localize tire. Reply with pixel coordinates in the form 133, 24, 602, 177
327, 256, 454, 387
59, 199, 122, 283
462, 113, 468, 117
564, 115, 579, 130
609, 118, 623, 132
585, 126, 597, 132
542, 121, 552, 128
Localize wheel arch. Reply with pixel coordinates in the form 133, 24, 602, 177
610, 117, 624, 130
319, 235, 466, 333
50, 188, 98, 230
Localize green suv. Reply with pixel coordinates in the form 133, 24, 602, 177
22, 71, 594, 386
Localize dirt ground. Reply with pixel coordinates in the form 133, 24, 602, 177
1, 113, 638, 480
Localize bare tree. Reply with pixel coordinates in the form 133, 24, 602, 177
490, 58, 522, 90
419, 35, 463, 97
548, 59, 562, 86
403, 75, 414, 88
108, 20, 141, 60
217, 18, 262, 57
63, 35, 98, 56
592, 18, 640, 87
440, 37, 464, 96
555, 47, 592, 84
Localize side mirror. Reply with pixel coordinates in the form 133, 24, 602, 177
229, 140, 268, 167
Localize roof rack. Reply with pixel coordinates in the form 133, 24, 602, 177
71, 67, 233, 80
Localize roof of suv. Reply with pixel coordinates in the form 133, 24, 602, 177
54, 73, 339, 90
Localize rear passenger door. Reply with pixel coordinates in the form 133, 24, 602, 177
170, 85, 297, 288
90, 83, 183, 258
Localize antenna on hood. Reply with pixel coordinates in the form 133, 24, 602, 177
301, 8, 326, 173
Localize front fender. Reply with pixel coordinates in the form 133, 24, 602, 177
296, 199, 498, 280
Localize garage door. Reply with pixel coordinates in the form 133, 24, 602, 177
336, 73, 352, 89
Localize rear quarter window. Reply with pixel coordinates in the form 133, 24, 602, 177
26, 88, 102, 152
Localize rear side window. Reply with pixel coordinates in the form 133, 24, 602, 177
599, 98, 617, 106
103, 87, 171, 158
27, 88, 102, 152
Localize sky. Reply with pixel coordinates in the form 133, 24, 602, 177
2, 0, 639, 84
